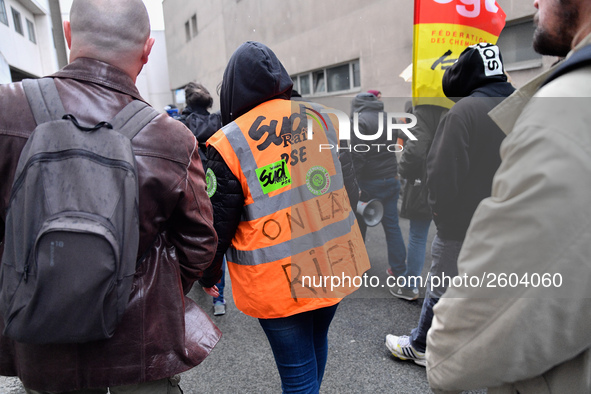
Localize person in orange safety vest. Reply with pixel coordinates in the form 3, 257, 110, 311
201, 41, 370, 393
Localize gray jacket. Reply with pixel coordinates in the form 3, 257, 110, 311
426, 34, 591, 394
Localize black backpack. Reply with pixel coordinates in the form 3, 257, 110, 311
0, 78, 158, 344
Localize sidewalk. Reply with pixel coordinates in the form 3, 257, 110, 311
177, 222, 484, 393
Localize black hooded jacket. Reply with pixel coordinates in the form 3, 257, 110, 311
201, 42, 358, 287
219, 41, 292, 127
350, 93, 398, 180
180, 105, 222, 162
426, 44, 515, 241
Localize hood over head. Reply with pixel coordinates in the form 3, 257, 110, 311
442, 43, 507, 101
351, 92, 384, 114
220, 41, 293, 126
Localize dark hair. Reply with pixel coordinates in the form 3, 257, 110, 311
185, 82, 213, 109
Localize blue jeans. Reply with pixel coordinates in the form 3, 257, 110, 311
213, 257, 226, 304
410, 235, 463, 353
403, 218, 431, 284
258, 304, 339, 393
358, 178, 406, 276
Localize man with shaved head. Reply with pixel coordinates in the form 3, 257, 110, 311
0, 0, 220, 392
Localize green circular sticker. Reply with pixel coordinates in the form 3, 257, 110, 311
306, 166, 330, 196
206, 168, 217, 198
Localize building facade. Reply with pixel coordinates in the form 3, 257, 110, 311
163, 0, 557, 112
0, 0, 172, 112
0, 0, 66, 83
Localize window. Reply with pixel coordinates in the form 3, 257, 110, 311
291, 60, 361, 97
26, 19, 36, 43
11, 7, 22, 35
313, 70, 325, 94
185, 14, 197, 42
299, 74, 310, 95
352, 61, 361, 87
0, 0, 8, 26
185, 21, 190, 42
497, 19, 542, 71
191, 14, 197, 37
327, 64, 350, 92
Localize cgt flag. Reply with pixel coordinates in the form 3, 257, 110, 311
413, 0, 506, 107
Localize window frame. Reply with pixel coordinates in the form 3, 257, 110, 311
191, 14, 197, 37
11, 7, 23, 35
0, 0, 8, 26
26, 18, 36, 43
497, 17, 543, 72
291, 60, 361, 98
184, 20, 190, 42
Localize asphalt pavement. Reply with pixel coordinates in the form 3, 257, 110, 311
0, 215, 487, 394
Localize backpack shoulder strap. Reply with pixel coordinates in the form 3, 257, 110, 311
110, 100, 160, 140
22, 78, 66, 125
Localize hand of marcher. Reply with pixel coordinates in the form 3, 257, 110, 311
203, 285, 219, 298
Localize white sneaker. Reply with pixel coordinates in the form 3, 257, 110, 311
213, 301, 226, 316
385, 334, 426, 367
389, 284, 419, 301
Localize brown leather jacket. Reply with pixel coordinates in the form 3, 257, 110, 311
0, 58, 221, 391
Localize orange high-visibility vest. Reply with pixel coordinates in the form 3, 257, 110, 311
208, 99, 370, 319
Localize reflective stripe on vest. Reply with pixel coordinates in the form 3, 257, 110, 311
221, 113, 344, 222
226, 209, 357, 266
208, 99, 370, 319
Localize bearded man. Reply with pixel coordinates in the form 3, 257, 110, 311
426, 1, 591, 393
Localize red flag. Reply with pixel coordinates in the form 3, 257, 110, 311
413, 0, 506, 107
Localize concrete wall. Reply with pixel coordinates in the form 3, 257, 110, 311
0, 51, 10, 83
163, 0, 554, 111
498, 0, 536, 20
137, 30, 174, 113
163, 0, 226, 110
